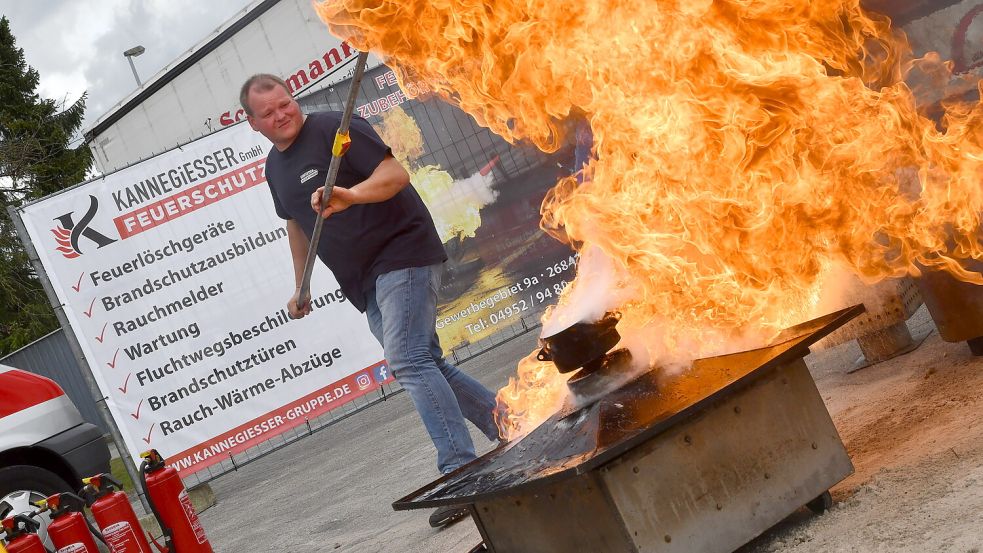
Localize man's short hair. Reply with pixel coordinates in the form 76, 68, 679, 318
240, 74, 290, 115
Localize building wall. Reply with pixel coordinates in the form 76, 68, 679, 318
85, 0, 378, 174
86, 0, 983, 175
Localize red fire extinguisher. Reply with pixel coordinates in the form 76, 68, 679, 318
42, 493, 101, 553
1, 514, 46, 553
83, 474, 153, 553
139, 450, 213, 553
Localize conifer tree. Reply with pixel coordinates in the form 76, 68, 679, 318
0, 15, 92, 355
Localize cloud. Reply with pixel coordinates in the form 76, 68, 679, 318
4, 0, 251, 133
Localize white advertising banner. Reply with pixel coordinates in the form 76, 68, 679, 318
18, 122, 390, 476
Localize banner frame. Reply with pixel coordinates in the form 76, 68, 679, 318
6, 204, 152, 512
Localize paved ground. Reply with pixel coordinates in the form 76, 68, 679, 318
198, 307, 983, 552
198, 331, 533, 552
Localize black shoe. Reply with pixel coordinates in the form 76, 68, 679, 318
429, 505, 470, 527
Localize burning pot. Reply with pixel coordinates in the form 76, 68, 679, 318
536, 312, 633, 399
537, 312, 621, 373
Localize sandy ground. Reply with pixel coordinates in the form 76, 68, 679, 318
199, 307, 982, 552
741, 308, 983, 552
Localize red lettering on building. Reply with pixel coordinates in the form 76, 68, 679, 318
221, 42, 358, 127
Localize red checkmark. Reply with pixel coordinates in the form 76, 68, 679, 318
72, 272, 84, 292
118, 373, 132, 394
95, 323, 109, 343
106, 349, 120, 369
130, 399, 144, 420
83, 298, 96, 318
143, 424, 155, 444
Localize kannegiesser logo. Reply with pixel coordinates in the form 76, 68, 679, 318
50, 195, 117, 259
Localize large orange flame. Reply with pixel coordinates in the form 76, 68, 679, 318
316, 0, 983, 439
493, 352, 571, 439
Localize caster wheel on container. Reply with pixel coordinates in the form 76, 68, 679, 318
806, 490, 833, 514
968, 336, 983, 357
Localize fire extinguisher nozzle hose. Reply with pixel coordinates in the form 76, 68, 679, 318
140, 457, 175, 553
54, 492, 108, 547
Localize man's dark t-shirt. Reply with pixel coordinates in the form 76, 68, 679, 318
265, 112, 446, 312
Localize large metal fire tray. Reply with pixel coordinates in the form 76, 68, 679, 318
395, 305, 861, 509
394, 306, 862, 553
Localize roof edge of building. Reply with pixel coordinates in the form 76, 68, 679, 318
83, 0, 280, 142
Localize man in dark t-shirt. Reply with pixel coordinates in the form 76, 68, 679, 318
240, 74, 499, 527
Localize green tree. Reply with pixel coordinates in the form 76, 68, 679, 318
0, 15, 92, 355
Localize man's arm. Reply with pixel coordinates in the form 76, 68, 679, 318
311, 155, 410, 218
286, 218, 313, 317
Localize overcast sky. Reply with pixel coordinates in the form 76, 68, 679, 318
2, 0, 254, 140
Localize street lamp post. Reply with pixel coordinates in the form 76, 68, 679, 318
123, 45, 146, 87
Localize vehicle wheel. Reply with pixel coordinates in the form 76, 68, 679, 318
0, 464, 75, 549
806, 490, 833, 514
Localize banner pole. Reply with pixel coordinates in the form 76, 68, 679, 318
6, 205, 152, 514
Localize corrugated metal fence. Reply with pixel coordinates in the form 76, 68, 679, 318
0, 329, 109, 433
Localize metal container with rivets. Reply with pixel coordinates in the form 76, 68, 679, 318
819, 276, 923, 364
395, 307, 863, 553
915, 258, 983, 356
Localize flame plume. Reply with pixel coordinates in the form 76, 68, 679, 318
494, 352, 571, 439
316, 0, 983, 439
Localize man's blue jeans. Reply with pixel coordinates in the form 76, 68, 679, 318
365, 264, 499, 473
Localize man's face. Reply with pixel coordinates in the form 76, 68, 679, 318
246, 84, 304, 149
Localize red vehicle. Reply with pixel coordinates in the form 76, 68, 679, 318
0, 364, 111, 549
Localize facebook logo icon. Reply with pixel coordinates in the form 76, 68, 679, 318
372, 363, 390, 384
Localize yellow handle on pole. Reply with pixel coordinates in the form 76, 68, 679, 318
332, 131, 351, 157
